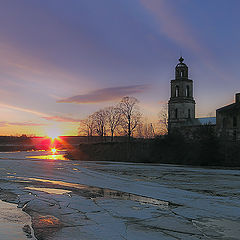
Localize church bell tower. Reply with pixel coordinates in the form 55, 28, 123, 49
168, 57, 195, 131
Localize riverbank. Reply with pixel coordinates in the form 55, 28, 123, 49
66, 137, 240, 167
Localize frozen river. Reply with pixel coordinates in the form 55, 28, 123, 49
0, 150, 239, 239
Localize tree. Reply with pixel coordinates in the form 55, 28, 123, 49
92, 109, 107, 137
79, 114, 95, 136
119, 96, 142, 140
144, 122, 155, 138
158, 103, 168, 135
135, 120, 155, 139
105, 105, 121, 141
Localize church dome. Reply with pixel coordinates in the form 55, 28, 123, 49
175, 57, 188, 79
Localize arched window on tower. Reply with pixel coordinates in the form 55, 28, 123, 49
188, 109, 191, 118
186, 85, 190, 97
175, 109, 178, 119
175, 86, 179, 97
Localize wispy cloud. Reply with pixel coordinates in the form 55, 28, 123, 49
57, 84, 149, 104
0, 121, 45, 127
139, 0, 205, 54
0, 103, 48, 117
0, 103, 80, 123
42, 116, 81, 123
139, 0, 231, 81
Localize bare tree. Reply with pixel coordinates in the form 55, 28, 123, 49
136, 120, 155, 139
105, 105, 121, 141
119, 96, 142, 140
144, 122, 155, 138
136, 121, 144, 138
92, 109, 107, 137
158, 103, 168, 135
78, 114, 95, 136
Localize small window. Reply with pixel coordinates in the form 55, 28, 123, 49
186, 85, 190, 97
175, 86, 179, 97
233, 116, 237, 127
188, 109, 191, 118
175, 109, 178, 119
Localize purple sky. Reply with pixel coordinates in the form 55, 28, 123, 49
0, 0, 239, 135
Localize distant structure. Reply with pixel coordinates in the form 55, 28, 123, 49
168, 57, 216, 134
167, 57, 239, 141
168, 57, 195, 131
216, 93, 240, 141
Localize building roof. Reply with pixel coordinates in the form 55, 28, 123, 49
217, 102, 240, 112
183, 117, 216, 126
197, 117, 216, 125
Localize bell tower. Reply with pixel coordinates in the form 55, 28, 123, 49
168, 57, 195, 131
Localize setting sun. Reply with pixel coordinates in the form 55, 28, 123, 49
47, 128, 61, 140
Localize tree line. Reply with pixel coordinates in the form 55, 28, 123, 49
79, 96, 162, 141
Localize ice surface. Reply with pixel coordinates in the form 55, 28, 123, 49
0, 150, 239, 239
0, 199, 36, 239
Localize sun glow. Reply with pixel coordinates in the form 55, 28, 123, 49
48, 133, 60, 141
47, 127, 61, 141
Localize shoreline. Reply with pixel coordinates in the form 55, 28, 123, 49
66, 141, 240, 168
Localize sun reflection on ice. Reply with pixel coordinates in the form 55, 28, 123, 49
51, 148, 57, 154
27, 149, 68, 161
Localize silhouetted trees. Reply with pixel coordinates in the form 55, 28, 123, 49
79, 96, 143, 140
119, 96, 142, 140
158, 103, 168, 135
79, 114, 95, 137
92, 109, 107, 137
105, 105, 121, 141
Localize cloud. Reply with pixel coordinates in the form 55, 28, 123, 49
0, 103, 48, 117
0, 121, 45, 127
57, 84, 149, 104
0, 103, 79, 123
42, 116, 81, 123
139, 0, 232, 82
139, 0, 204, 54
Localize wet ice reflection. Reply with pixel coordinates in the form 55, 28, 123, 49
24, 177, 169, 207
25, 187, 71, 195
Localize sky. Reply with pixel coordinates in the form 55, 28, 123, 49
0, 0, 239, 136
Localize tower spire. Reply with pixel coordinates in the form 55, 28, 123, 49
179, 56, 184, 63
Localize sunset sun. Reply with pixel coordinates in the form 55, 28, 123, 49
47, 128, 61, 140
